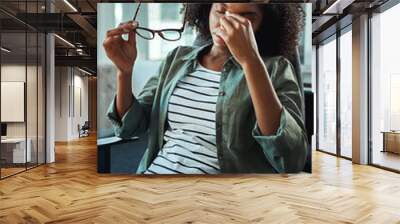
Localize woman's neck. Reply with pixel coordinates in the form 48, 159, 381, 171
199, 44, 231, 72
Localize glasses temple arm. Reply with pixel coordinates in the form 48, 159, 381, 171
180, 3, 188, 30
133, 2, 141, 20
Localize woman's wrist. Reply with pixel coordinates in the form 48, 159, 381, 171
117, 69, 133, 92
241, 54, 264, 75
117, 68, 133, 78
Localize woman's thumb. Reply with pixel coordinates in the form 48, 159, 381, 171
128, 21, 138, 44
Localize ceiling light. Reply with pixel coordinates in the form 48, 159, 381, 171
63, 0, 78, 12
78, 67, 92, 76
1, 47, 11, 53
323, 0, 341, 14
54, 34, 75, 48
322, 0, 354, 15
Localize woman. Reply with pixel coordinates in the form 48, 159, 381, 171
103, 3, 308, 174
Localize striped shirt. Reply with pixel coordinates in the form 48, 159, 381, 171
144, 62, 221, 174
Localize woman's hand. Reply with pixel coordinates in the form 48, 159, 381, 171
103, 21, 138, 76
103, 21, 138, 119
216, 13, 283, 136
215, 13, 261, 68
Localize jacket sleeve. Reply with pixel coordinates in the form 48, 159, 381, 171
106, 75, 160, 139
252, 57, 308, 173
106, 48, 176, 139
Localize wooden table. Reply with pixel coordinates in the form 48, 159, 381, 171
381, 131, 400, 154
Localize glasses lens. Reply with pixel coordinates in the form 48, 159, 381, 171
159, 30, 181, 41
135, 28, 154, 40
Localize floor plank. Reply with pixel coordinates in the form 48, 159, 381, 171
0, 134, 400, 223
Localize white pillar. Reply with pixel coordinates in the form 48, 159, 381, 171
352, 14, 369, 164
45, 0, 55, 163
46, 33, 55, 163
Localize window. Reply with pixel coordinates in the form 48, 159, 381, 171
147, 4, 196, 60
317, 37, 337, 154
339, 29, 352, 158
316, 28, 353, 159
370, 3, 400, 171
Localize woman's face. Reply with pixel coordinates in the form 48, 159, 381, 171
209, 3, 263, 48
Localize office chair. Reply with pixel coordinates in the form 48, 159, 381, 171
79, 121, 90, 138
98, 35, 313, 173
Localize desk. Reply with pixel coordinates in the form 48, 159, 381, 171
97, 135, 144, 173
381, 131, 400, 154
1, 138, 32, 163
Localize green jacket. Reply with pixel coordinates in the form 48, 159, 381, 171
107, 43, 308, 174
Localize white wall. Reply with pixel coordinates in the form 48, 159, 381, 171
1, 65, 26, 138
54, 67, 89, 141
1, 65, 39, 138
55, 67, 69, 141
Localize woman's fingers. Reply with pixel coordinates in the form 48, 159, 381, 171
226, 13, 250, 25
225, 15, 246, 30
104, 20, 137, 52
106, 21, 138, 37
219, 16, 235, 34
103, 20, 138, 74
224, 15, 241, 29
106, 27, 127, 37
103, 35, 123, 54
128, 29, 136, 45
215, 27, 229, 42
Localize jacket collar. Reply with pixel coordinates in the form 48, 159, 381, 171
181, 41, 213, 61
181, 41, 242, 69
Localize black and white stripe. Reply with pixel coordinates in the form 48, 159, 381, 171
145, 62, 221, 174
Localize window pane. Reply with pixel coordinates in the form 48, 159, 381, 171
371, 3, 400, 171
318, 37, 337, 154
340, 30, 352, 158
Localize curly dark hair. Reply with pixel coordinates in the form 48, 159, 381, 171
185, 3, 304, 60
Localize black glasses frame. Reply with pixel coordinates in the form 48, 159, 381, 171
132, 3, 187, 41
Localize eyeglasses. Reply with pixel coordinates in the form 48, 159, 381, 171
132, 3, 187, 41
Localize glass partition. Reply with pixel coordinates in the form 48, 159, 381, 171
0, 1, 46, 179
27, 31, 38, 169
1, 31, 28, 177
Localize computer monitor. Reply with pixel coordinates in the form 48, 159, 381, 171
1, 123, 7, 137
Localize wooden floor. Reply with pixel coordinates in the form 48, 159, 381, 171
1, 163, 45, 178
1, 167, 26, 178
1, 134, 400, 223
